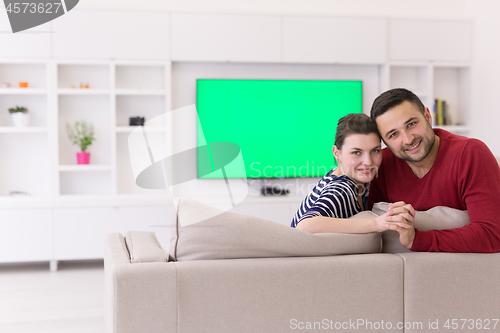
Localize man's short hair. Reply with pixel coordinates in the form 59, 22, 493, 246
370, 88, 425, 120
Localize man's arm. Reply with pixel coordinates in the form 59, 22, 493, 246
411, 140, 500, 253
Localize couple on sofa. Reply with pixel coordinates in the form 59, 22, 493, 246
291, 88, 500, 253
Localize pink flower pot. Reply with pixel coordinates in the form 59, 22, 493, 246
77, 152, 90, 164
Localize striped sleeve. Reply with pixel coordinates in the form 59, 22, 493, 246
291, 178, 361, 227
303, 181, 359, 220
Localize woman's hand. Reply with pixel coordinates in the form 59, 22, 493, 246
382, 201, 416, 249
373, 213, 390, 232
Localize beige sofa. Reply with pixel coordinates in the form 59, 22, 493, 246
104, 199, 500, 333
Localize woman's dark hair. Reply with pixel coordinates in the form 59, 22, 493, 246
370, 88, 425, 121
334, 113, 380, 150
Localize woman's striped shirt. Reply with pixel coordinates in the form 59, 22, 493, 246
290, 169, 369, 228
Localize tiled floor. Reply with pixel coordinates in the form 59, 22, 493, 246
0, 260, 105, 333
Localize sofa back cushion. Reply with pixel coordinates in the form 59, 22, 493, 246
170, 198, 382, 261
372, 203, 470, 253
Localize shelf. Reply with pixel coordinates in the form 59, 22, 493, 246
57, 63, 110, 90
432, 62, 470, 68
0, 88, 47, 95
115, 126, 168, 133
0, 194, 172, 210
389, 62, 429, 67
115, 89, 166, 96
115, 65, 165, 90
57, 89, 110, 95
0, 126, 48, 133
433, 125, 470, 132
59, 165, 112, 172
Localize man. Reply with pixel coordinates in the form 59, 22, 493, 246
368, 88, 500, 252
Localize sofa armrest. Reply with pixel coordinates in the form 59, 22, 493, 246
398, 252, 500, 326
104, 233, 177, 333
125, 231, 168, 263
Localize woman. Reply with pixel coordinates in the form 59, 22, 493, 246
291, 113, 413, 234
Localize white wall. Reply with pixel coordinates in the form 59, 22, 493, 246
78, 0, 473, 20
469, 0, 500, 156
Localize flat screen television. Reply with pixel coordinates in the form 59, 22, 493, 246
196, 79, 363, 179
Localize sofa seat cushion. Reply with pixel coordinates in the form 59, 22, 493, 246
170, 199, 382, 261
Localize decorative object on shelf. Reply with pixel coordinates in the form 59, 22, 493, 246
80, 83, 89, 89
66, 120, 96, 165
8, 106, 29, 127
19, 81, 28, 88
129, 116, 145, 126
1, 82, 11, 88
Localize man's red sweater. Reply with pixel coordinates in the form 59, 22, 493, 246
368, 129, 500, 252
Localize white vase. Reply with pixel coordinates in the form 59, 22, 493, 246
11, 113, 30, 127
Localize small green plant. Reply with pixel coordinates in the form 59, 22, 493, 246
66, 120, 95, 152
8, 106, 27, 113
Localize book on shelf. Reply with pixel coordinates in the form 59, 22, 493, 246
433, 98, 451, 126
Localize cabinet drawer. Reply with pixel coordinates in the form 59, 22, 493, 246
283, 17, 386, 64
171, 13, 281, 62
0, 209, 52, 262
389, 20, 472, 61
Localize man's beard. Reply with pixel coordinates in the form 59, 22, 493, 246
387, 125, 435, 163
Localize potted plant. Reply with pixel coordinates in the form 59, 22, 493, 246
8, 106, 29, 127
66, 120, 95, 164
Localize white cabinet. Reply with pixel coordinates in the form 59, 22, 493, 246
52, 11, 170, 60
52, 11, 113, 59
0, 11, 51, 58
389, 20, 472, 62
53, 207, 112, 260
171, 13, 281, 62
283, 17, 386, 64
107, 12, 170, 60
0, 209, 52, 262
106, 206, 172, 250
53, 205, 172, 260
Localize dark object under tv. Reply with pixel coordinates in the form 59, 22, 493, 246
261, 185, 290, 196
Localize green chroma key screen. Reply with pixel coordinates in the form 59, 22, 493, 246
196, 79, 363, 179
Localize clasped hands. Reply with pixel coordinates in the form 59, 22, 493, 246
375, 201, 416, 249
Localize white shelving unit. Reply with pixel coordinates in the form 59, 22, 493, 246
113, 61, 171, 195
385, 62, 471, 134
0, 60, 52, 197
50, 60, 171, 196
0, 12, 473, 268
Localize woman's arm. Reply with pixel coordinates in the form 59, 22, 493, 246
296, 214, 388, 234
296, 201, 416, 234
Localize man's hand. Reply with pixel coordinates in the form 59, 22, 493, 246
383, 201, 416, 249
